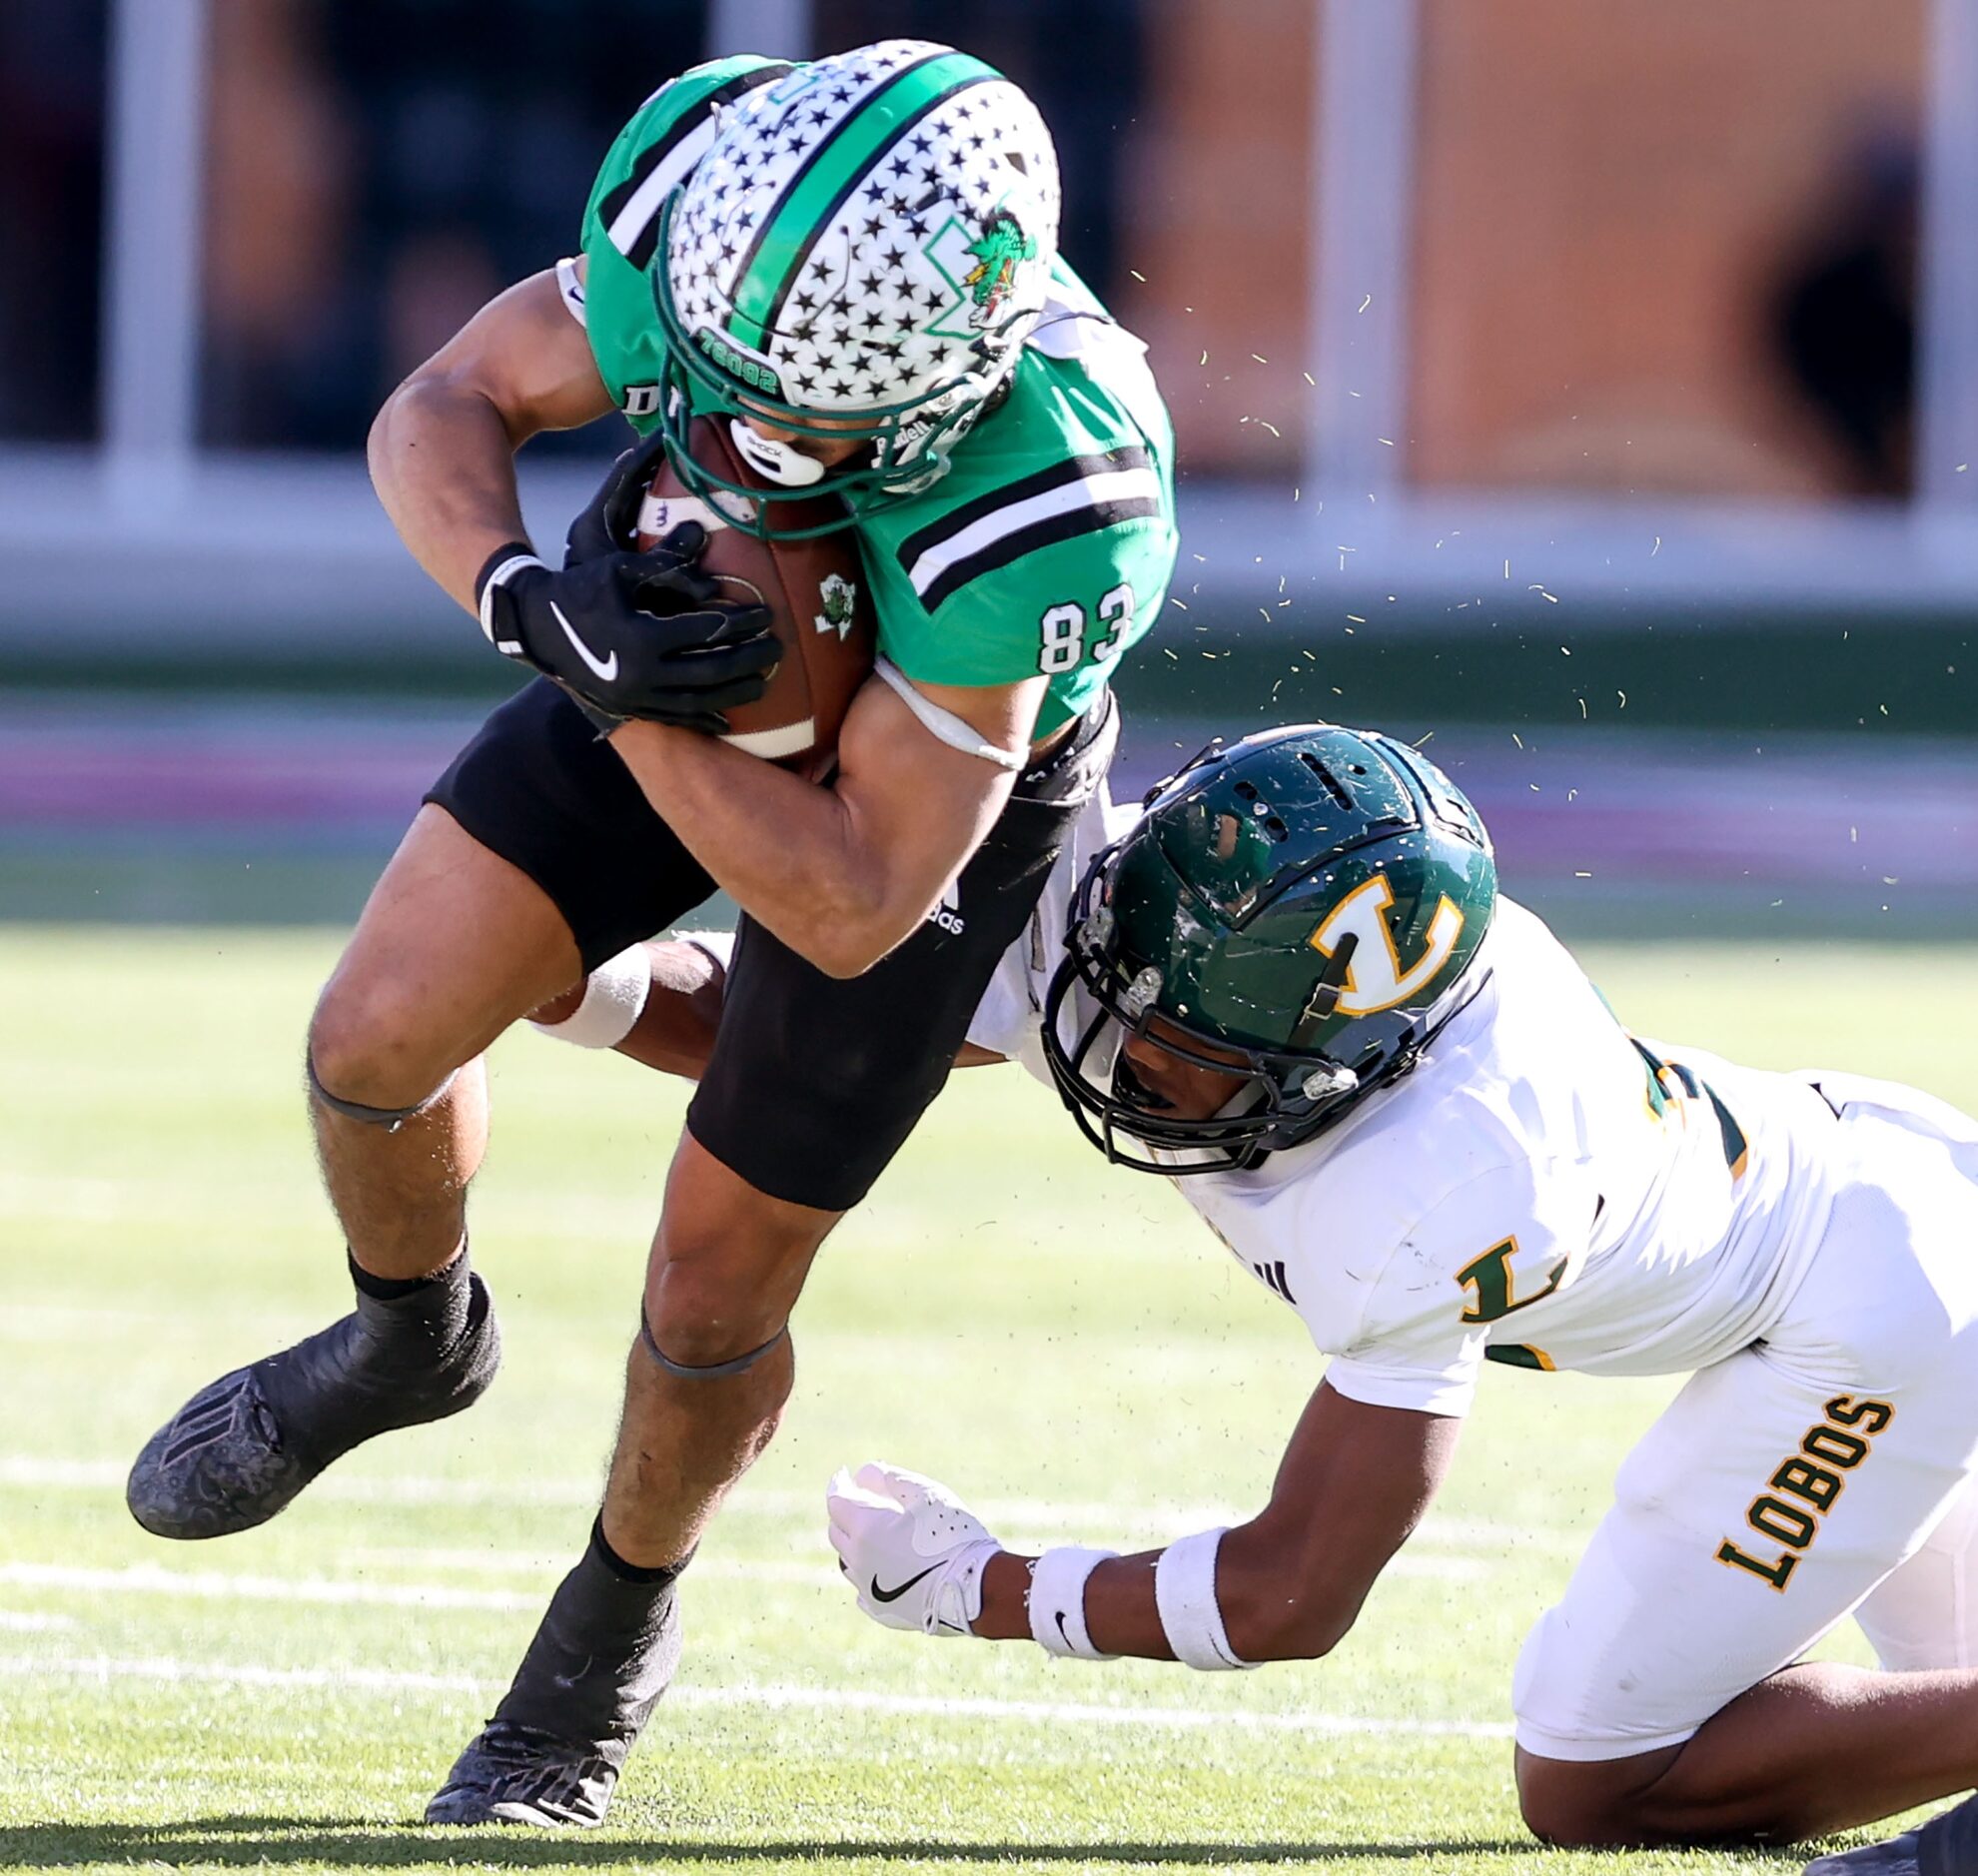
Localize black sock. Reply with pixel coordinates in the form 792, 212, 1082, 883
349, 1256, 447, 1302
589, 1515, 688, 1586
347, 1246, 476, 1359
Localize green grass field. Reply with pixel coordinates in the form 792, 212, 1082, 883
5, 929, 1978, 1875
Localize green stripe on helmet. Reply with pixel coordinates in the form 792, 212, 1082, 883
727, 51, 999, 348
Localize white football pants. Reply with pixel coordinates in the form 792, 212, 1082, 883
1514, 1074, 1978, 1760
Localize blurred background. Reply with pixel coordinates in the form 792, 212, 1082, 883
0, 0, 1972, 934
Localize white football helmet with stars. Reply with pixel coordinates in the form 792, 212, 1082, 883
652, 40, 1061, 532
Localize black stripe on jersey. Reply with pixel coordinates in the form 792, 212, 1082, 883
918, 491, 1161, 611
601, 64, 791, 271
757, 73, 996, 341
896, 445, 1153, 571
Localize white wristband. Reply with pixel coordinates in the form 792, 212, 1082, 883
1154, 1527, 1252, 1671
1027, 1546, 1119, 1659
528, 944, 650, 1050
478, 551, 543, 656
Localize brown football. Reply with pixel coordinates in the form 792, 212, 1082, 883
635, 418, 875, 764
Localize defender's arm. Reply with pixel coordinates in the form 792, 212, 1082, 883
530, 934, 1013, 1073
606, 669, 1049, 980
369, 267, 616, 615
992, 1383, 1459, 1661
831, 1383, 1459, 1665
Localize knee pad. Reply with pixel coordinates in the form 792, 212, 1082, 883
638, 1309, 787, 1380
307, 1050, 458, 1133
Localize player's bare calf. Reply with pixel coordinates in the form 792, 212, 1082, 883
126, 806, 581, 1538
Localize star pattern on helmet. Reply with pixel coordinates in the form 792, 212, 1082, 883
667, 43, 1063, 442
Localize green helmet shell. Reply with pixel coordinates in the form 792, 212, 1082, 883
1042, 723, 1497, 1173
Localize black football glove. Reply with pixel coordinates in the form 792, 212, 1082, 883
475, 538, 776, 735
563, 427, 673, 566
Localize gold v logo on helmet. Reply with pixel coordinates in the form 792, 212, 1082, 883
1309, 876, 1465, 1017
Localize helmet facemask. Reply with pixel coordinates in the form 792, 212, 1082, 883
1041, 846, 1374, 1177
652, 209, 1021, 538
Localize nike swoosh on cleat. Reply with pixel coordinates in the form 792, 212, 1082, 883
550, 602, 619, 683
869, 1564, 941, 1604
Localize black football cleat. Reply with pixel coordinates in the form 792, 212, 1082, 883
424, 1722, 623, 1829
126, 1262, 499, 1539
426, 1534, 683, 1829
1805, 1791, 1978, 1875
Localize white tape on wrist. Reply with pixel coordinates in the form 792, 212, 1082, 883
1027, 1546, 1119, 1660
478, 551, 543, 656
528, 944, 650, 1050
873, 659, 1027, 772
1154, 1527, 1252, 1671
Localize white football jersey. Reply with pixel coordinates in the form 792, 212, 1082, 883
969, 800, 1842, 1416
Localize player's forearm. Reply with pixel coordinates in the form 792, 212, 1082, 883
368, 376, 534, 616
972, 1522, 1357, 1664
606, 723, 934, 978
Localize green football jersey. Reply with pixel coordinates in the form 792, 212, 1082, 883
572, 58, 1176, 736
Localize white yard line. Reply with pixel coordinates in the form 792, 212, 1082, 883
0, 1545, 1482, 1617
0, 1456, 1573, 1555
0, 1650, 1511, 1740
0, 1560, 541, 1611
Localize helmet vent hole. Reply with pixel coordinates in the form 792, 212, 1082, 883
1233, 780, 1261, 803
1298, 750, 1356, 810
1263, 815, 1289, 841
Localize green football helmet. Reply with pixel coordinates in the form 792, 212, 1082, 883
1042, 724, 1498, 1175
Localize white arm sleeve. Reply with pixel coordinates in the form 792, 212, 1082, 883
554, 256, 586, 328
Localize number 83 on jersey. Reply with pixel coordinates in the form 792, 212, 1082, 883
1040, 584, 1135, 674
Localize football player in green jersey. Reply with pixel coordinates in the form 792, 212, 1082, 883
126, 40, 1177, 1829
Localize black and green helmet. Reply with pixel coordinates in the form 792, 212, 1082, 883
1042, 724, 1498, 1175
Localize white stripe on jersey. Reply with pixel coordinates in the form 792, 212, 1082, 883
901, 466, 1163, 601
606, 119, 717, 260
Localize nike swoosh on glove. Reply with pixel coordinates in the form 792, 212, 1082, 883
825, 1461, 1003, 1638
475, 538, 777, 734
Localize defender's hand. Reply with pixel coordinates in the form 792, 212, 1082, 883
477, 543, 777, 731
826, 1461, 1003, 1638
563, 429, 672, 566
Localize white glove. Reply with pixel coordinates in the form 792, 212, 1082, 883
825, 1460, 1003, 1638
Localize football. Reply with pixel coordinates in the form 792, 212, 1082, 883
635, 417, 875, 764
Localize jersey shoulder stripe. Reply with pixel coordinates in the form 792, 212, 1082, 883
897, 445, 1162, 610
597, 61, 791, 272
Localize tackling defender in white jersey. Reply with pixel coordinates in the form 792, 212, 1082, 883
536, 724, 1978, 1873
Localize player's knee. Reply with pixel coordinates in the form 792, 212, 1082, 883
308, 967, 460, 1111
1515, 1759, 1650, 1849
643, 1258, 790, 1369
645, 1221, 823, 1368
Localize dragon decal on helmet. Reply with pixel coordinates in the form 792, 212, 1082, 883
1042, 724, 1499, 1175
651, 40, 1062, 538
